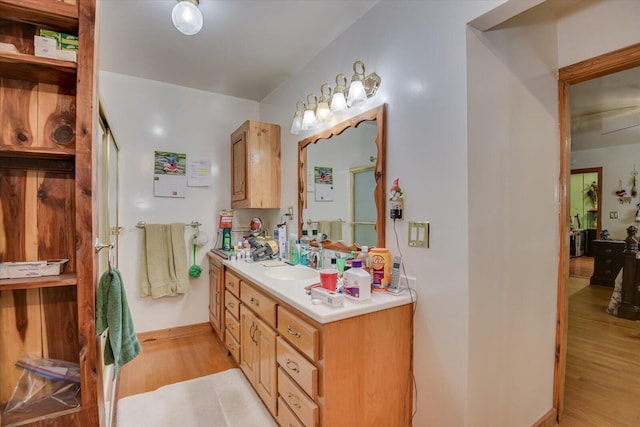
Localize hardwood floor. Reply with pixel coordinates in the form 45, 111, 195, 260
560, 258, 640, 427
116, 325, 237, 400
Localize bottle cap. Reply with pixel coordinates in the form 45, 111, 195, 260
361, 246, 368, 252
352, 259, 362, 268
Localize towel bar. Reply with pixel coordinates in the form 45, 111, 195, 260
136, 220, 202, 229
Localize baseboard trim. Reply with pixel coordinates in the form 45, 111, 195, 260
137, 322, 212, 343
532, 408, 557, 427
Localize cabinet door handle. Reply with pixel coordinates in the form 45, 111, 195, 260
285, 358, 300, 373
250, 297, 260, 306
286, 326, 301, 338
286, 392, 302, 409
215, 291, 220, 304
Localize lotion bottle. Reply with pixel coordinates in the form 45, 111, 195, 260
343, 259, 371, 300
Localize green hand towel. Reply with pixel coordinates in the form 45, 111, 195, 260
96, 268, 141, 377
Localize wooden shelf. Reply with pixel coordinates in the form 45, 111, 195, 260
0, 0, 78, 33
0, 50, 77, 86
0, 273, 77, 291
0, 145, 75, 159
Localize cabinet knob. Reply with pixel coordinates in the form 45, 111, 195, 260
286, 326, 301, 338
285, 358, 300, 373
286, 392, 302, 409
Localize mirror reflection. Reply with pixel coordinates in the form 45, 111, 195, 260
298, 104, 386, 251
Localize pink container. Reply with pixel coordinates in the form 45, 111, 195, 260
319, 269, 338, 291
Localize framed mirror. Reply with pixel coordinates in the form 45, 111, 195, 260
298, 104, 386, 252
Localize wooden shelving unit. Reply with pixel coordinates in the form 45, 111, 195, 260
0, 0, 100, 426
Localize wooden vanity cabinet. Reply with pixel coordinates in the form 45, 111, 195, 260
0, 1, 100, 426
208, 253, 224, 338
224, 266, 413, 426
239, 286, 278, 417
230, 120, 281, 209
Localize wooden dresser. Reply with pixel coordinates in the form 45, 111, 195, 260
590, 240, 625, 286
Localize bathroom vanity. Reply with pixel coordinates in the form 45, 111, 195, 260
207, 253, 413, 427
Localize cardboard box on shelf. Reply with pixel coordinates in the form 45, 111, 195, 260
0, 259, 68, 280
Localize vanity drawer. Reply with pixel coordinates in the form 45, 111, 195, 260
225, 290, 240, 319
277, 396, 305, 427
225, 310, 240, 342
225, 270, 241, 298
225, 330, 240, 363
240, 282, 277, 328
277, 337, 317, 399
277, 306, 319, 361
278, 368, 318, 427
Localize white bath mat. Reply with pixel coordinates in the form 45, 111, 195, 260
116, 368, 277, 427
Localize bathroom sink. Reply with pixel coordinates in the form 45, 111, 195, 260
263, 265, 319, 281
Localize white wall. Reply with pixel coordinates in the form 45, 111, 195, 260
572, 144, 640, 239
260, 2, 505, 426
467, 6, 560, 426
99, 71, 259, 332
466, 0, 640, 425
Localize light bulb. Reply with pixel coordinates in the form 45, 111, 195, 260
172, 0, 203, 36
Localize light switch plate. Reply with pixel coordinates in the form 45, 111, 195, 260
610, 211, 619, 219
408, 221, 429, 248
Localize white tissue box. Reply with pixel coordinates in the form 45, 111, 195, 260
0, 259, 68, 279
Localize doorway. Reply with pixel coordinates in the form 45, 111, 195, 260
556, 43, 640, 424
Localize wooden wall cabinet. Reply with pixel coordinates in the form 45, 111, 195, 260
230, 121, 281, 209
0, 0, 100, 426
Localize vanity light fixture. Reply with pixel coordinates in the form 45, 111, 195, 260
347, 60, 367, 107
291, 60, 381, 134
290, 101, 304, 135
301, 94, 319, 130
172, 0, 203, 36
316, 84, 333, 123
330, 74, 348, 113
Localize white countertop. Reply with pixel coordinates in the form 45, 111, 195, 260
222, 258, 413, 324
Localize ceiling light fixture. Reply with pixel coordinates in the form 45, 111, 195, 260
291, 60, 381, 134
172, 0, 203, 36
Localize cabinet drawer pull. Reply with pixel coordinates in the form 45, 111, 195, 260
227, 322, 235, 330
250, 297, 260, 306
287, 326, 301, 338
285, 358, 300, 373
286, 392, 302, 409
604, 259, 612, 264
604, 248, 613, 253
227, 343, 235, 351
228, 281, 235, 288
215, 291, 220, 304
228, 302, 235, 308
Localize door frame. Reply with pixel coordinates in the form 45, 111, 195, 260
555, 42, 640, 420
